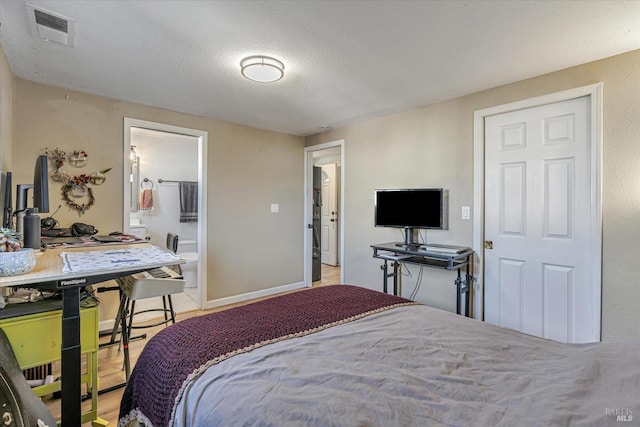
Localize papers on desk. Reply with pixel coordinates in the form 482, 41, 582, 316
60, 246, 182, 274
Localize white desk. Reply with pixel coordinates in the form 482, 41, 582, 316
0, 243, 184, 426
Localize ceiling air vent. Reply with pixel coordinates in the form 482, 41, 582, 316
26, 3, 76, 47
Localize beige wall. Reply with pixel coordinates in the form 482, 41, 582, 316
306, 49, 640, 342
5, 38, 640, 340
0, 46, 13, 174
10, 78, 304, 321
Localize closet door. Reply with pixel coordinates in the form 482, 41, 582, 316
483, 95, 599, 344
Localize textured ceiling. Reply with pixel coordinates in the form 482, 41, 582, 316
1, 1, 639, 136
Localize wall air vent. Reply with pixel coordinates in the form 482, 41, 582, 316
26, 3, 76, 47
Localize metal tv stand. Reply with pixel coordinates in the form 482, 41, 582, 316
371, 242, 474, 317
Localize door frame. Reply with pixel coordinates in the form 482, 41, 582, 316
304, 140, 345, 286
472, 83, 603, 340
123, 118, 208, 309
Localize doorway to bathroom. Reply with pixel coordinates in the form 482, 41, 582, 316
123, 118, 208, 312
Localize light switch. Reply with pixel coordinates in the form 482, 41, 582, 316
271, 203, 280, 213
461, 206, 471, 220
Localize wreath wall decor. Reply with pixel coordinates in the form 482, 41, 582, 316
61, 184, 95, 214
43, 147, 111, 215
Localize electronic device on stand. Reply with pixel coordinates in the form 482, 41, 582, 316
374, 188, 448, 248
1, 155, 50, 249
371, 187, 474, 317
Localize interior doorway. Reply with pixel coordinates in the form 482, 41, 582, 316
123, 118, 208, 312
304, 141, 345, 287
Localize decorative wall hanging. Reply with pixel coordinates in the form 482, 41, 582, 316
61, 173, 94, 214
43, 147, 69, 182
43, 147, 111, 215
89, 170, 108, 185
68, 150, 88, 167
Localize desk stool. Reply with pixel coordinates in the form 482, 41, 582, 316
110, 233, 185, 380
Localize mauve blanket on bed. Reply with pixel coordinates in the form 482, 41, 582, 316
118, 285, 413, 426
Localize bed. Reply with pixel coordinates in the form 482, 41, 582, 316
118, 285, 639, 426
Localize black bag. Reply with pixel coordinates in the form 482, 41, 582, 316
70, 222, 98, 237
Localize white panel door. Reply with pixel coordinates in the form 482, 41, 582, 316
320, 164, 338, 266
484, 96, 598, 343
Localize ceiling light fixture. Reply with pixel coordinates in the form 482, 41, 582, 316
240, 55, 285, 83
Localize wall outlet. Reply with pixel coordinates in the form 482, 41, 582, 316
271, 203, 280, 213
461, 206, 471, 220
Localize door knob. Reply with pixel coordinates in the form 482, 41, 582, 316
484, 240, 493, 249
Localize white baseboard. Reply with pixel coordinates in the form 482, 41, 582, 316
99, 318, 117, 334
203, 281, 308, 310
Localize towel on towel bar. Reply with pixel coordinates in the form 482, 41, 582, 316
179, 181, 198, 222
140, 188, 154, 212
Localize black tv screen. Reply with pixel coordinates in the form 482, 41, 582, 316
33, 154, 49, 214
374, 188, 448, 230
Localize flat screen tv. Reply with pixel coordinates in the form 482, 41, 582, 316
14, 155, 50, 232
32, 154, 50, 214
374, 188, 448, 247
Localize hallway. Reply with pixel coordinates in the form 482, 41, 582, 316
313, 264, 341, 287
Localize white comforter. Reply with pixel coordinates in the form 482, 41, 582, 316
174, 304, 639, 426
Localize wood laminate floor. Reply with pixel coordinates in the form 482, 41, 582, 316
44, 264, 341, 424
